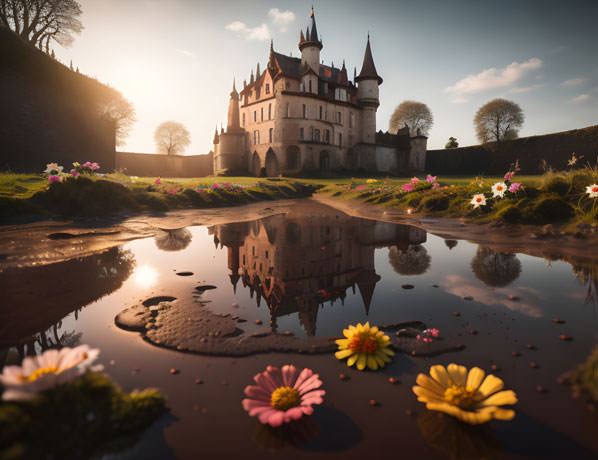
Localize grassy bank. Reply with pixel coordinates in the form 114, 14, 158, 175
0, 173, 317, 220
317, 170, 598, 229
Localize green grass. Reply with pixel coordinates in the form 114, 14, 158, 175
0, 372, 166, 460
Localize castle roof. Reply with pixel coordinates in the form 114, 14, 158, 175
356, 35, 383, 85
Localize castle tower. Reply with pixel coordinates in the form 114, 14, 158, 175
227, 79, 241, 132
356, 35, 383, 145
298, 8, 322, 74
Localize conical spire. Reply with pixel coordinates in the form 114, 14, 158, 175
256, 62, 261, 80
250, 69, 254, 84
356, 35, 383, 84
309, 7, 319, 41
227, 77, 240, 131
230, 77, 238, 98
300, 29, 305, 42
298, 8, 323, 51
213, 126, 219, 145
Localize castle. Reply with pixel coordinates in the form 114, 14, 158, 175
213, 8, 427, 176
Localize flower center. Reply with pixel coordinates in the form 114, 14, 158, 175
20, 366, 59, 382
347, 334, 379, 354
270, 386, 301, 411
592, 187, 598, 193
444, 385, 483, 410
476, 197, 482, 203
497, 186, 503, 191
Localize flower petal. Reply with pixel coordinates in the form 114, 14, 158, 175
466, 367, 485, 390
447, 364, 467, 386
356, 353, 367, 371
478, 374, 504, 396
482, 390, 518, 406
429, 365, 451, 388
335, 349, 354, 360
281, 365, 297, 387
416, 373, 445, 396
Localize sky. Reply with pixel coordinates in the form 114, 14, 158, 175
54, 0, 598, 154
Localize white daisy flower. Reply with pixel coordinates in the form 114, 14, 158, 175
43, 163, 64, 175
0, 345, 101, 401
586, 184, 598, 198
491, 182, 507, 198
471, 194, 487, 209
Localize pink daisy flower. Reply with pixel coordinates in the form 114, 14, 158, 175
82, 161, 92, 168
432, 182, 440, 189
242, 365, 325, 427
70, 170, 80, 177
155, 178, 161, 185
411, 177, 420, 185
48, 175, 62, 183
402, 184, 415, 192
426, 175, 437, 183
504, 171, 514, 181
509, 182, 523, 193
355, 185, 367, 191
90, 162, 100, 170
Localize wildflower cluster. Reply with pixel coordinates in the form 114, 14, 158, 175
349, 175, 440, 195
71, 161, 100, 177
471, 169, 523, 210
43, 161, 100, 183
194, 182, 255, 193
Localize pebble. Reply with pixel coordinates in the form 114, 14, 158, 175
389, 377, 400, 384
453, 311, 461, 317
511, 351, 521, 357
339, 373, 349, 381
369, 399, 379, 407
508, 295, 520, 301
200, 337, 207, 343
109, 360, 115, 366
232, 303, 239, 308
552, 318, 566, 324
131, 368, 140, 374
559, 334, 572, 341
169, 368, 179, 375
401, 284, 414, 289
527, 344, 536, 350
194, 378, 203, 384
463, 296, 473, 301
431, 284, 439, 288
283, 330, 293, 336
490, 364, 500, 372
411, 350, 417, 356
255, 319, 263, 325
469, 329, 478, 335
529, 362, 539, 369
456, 344, 464, 350
405, 409, 413, 415
221, 380, 228, 385
536, 385, 547, 393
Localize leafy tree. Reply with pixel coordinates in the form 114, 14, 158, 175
389, 100, 433, 136
474, 98, 524, 143
154, 121, 191, 155
445, 137, 459, 149
97, 90, 136, 147
0, 0, 84, 52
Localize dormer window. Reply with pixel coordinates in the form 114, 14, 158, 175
265, 83, 270, 94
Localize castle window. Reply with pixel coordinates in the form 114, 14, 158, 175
286, 81, 290, 89
252, 246, 255, 256
256, 88, 261, 99
268, 103, 271, 120
300, 127, 304, 140
309, 79, 312, 93
261, 107, 264, 122
242, 113, 245, 127
265, 250, 269, 259
319, 106, 323, 120
265, 83, 270, 94
302, 104, 306, 119
338, 133, 342, 147
253, 130, 260, 144
349, 113, 354, 128
325, 129, 330, 143
242, 255, 245, 264
286, 103, 290, 117
337, 112, 342, 124
349, 134, 353, 145
300, 82, 305, 92
254, 111, 256, 122
313, 129, 321, 142
269, 128, 273, 143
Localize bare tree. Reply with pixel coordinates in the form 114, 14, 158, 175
97, 90, 136, 146
389, 100, 433, 136
0, 0, 83, 52
154, 121, 191, 155
474, 98, 524, 143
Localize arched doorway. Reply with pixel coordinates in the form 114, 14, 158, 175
319, 150, 330, 171
265, 148, 279, 176
286, 146, 300, 170
251, 151, 261, 177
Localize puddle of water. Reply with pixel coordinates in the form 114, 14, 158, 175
2, 200, 598, 459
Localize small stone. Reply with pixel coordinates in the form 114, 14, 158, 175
527, 344, 536, 350
431, 284, 439, 288
201, 407, 207, 414
221, 379, 228, 385
389, 377, 400, 384
463, 296, 473, 301
232, 303, 239, 308
109, 360, 115, 366
369, 399, 379, 406
529, 362, 539, 368
169, 368, 179, 375
194, 378, 203, 384
511, 351, 521, 357
552, 318, 566, 324
411, 350, 417, 356
536, 385, 547, 393
453, 311, 461, 317
405, 409, 413, 415
200, 337, 207, 343
490, 364, 500, 372
255, 319, 263, 325
339, 373, 349, 381
469, 329, 478, 335
131, 368, 140, 374
456, 344, 464, 350
193, 404, 200, 411
508, 295, 520, 301
236, 318, 246, 323
559, 334, 572, 341
283, 330, 293, 336
401, 284, 414, 289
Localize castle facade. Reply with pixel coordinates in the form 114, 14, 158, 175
213, 9, 427, 176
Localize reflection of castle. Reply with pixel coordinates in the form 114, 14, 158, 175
209, 203, 426, 335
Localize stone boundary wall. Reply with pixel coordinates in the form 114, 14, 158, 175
115, 152, 214, 177
426, 125, 598, 175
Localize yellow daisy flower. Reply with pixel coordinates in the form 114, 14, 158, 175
335, 322, 395, 371
412, 364, 518, 424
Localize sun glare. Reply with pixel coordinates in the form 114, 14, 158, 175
132, 264, 158, 288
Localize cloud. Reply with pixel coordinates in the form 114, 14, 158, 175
268, 8, 295, 32
451, 97, 469, 104
508, 83, 545, 94
225, 21, 271, 41
176, 48, 196, 58
561, 77, 589, 87
445, 58, 542, 95
570, 94, 590, 103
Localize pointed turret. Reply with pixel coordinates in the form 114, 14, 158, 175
250, 70, 254, 84
213, 126, 219, 145
356, 270, 381, 315
356, 34, 383, 84
309, 7, 319, 42
300, 29, 305, 42
256, 62, 261, 80
298, 8, 322, 73
227, 78, 241, 131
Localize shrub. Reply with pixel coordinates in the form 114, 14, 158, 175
532, 195, 575, 221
